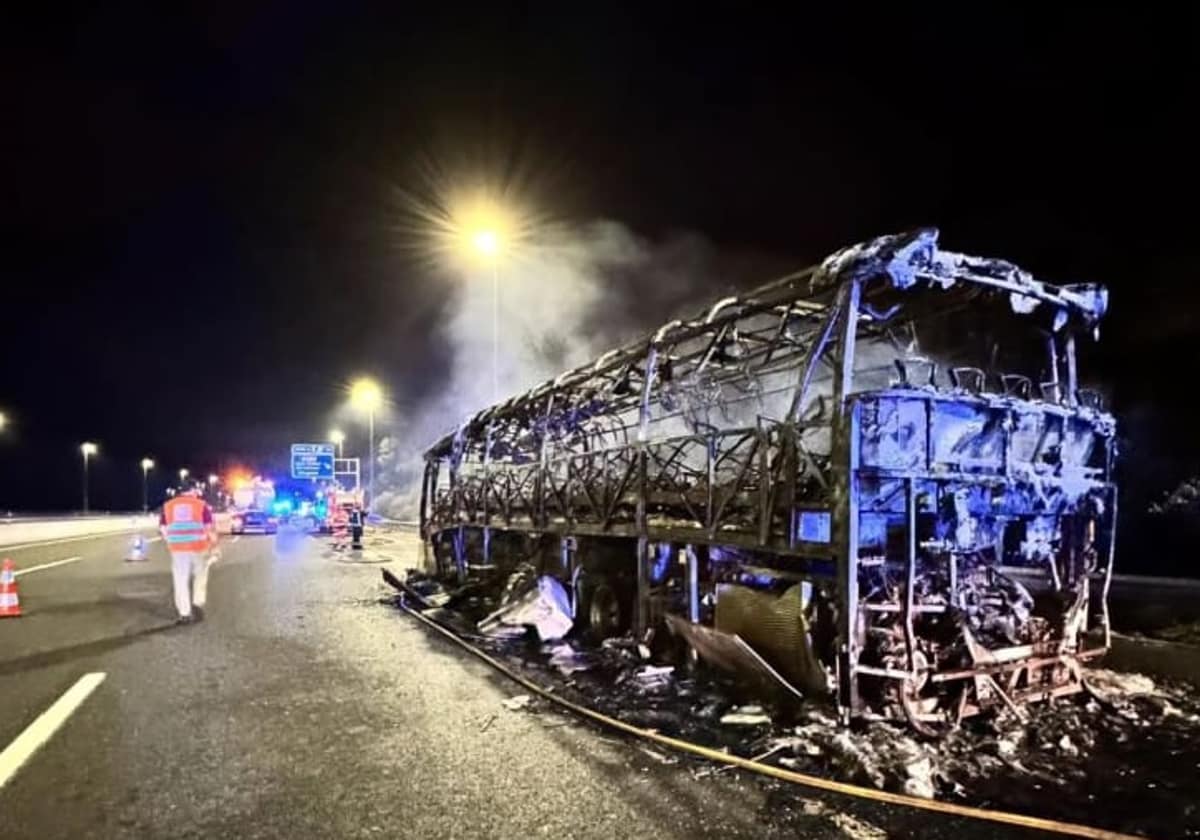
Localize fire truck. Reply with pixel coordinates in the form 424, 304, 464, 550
317, 485, 364, 533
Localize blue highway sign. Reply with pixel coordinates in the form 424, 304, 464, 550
291, 443, 335, 480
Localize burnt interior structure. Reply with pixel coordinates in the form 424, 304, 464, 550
420, 229, 1117, 733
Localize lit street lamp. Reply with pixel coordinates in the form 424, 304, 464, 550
81, 442, 98, 513
140, 458, 155, 512
0, 412, 7, 431
471, 227, 502, 403
329, 428, 345, 458
350, 378, 383, 507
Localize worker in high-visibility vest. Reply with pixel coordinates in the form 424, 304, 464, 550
331, 504, 350, 551
160, 488, 218, 624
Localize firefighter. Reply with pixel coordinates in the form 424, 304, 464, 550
350, 504, 364, 550
331, 503, 350, 551
160, 487, 218, 624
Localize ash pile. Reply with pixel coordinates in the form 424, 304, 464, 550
386, 567, 1200, 838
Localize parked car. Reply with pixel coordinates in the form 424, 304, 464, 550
230, 509, 278, 535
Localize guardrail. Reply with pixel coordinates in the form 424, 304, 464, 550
0, 511, 153, 524
0, 515, 158, 547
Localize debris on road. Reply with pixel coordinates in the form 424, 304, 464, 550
546, 642, 594, 676
502, 694, 533, 712
637, 746, 678, 766
384, 569, 1200, 838
828, 811, 889, 840
1085, 668, 1158, 701
719, 705, 771, 726
629, 665, 675, 693
479, 574, 574, 642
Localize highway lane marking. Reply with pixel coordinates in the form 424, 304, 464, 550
231, 536, 240, 543
0, 673, 106, 790
0, 530, 153, 554
14, 556, 83, 577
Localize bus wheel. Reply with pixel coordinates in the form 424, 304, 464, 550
578, 575, 623, 641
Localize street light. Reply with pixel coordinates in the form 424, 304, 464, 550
329, 428, 345, 458
80, 442, 98, 513
350, 378, 383, 507
0, 412, 7, 431
470, 227, 503, 403
472, 229, 499, 256
208, 473, 219, 486
140, 458, 154, 512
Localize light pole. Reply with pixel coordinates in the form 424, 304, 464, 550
350, 378, 383, 507
81, 442, 98, 513
472, 229, 501, 403
178, 468, 188, 492
329, 428, 345, 458
140, 458, 154, 512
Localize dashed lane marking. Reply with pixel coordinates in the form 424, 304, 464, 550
0, 673, 107, 789
14, 556, 84, 577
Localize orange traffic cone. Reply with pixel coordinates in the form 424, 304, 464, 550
0, 558, 21, 618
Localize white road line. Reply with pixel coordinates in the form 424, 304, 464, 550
14, 556, 84, 577
0, 673, 106, 789
231, 536, 240, 543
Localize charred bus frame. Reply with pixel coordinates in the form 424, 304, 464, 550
420, 229, 1116, 732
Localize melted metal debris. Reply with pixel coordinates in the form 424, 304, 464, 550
387, 571, 1200, 837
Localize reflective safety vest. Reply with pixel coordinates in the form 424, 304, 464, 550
162, 496, 211, 553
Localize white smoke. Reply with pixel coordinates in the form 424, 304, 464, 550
372, 220, 769, 518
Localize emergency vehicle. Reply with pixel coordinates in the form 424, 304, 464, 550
229, 478, 279, 535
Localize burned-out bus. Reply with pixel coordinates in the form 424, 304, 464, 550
419, 229, 1116, 733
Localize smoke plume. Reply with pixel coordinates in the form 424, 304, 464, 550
371, 220, 787, 517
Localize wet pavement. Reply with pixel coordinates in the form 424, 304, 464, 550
0, 526, 1094, 838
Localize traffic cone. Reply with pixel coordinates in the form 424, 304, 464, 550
0, 559, 21, 618
126, 534, 147, 563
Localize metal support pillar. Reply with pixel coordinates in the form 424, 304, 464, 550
454, 526, 467, 583
686, 545, 700, 624
904, 478, 918, 673
635, 535, 650, 637
633, 347, 658, 638
1046, 334, 1061, 402
482, 424, 493, 569
686, 544, 700, 665
830, 280, 862, 723
1065, 332, 1078, 406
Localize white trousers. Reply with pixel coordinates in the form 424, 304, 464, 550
171, 551, 210, 618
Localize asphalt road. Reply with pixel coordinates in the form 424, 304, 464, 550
0, 527, 1044, 839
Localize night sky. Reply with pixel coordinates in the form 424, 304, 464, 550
3, 6, 1197, 535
